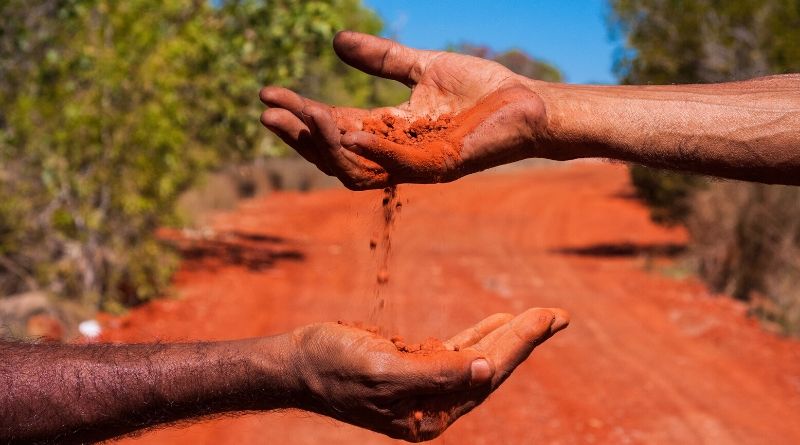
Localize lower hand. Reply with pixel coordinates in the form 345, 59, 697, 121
289, 307, 569, 442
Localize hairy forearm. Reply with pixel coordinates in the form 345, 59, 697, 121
0, 336, 297, 444
532, 74, 800, 185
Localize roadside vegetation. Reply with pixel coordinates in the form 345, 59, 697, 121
0, 0, 403, 312
0, 0, 560, 321
610, 0, 800, 334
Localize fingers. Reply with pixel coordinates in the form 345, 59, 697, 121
260, 86, 313, 114
342, 130, 459, 183
395, 349, 494, 395
474, 307, 569, 387
301, 103, 387, 188
260, 87, 332, 173
260, 87, 389, 190
259, 86, 335, 138
341, 131, 415, 171
260, 108, 325, 169
378, 307, 568, 396
444, 313, 514, 351
260, 86, 372, 133
333, 31, 426, 86
260, 87, 390, 189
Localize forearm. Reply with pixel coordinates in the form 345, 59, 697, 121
532, 74, 800, 184
0, 336, 299, 444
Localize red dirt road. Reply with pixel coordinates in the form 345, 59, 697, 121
106, 162, 800, 444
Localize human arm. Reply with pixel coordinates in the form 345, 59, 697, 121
539, 75, 800, 185
0, 337, 293, 444
0, 307, 568, 444
260, 31, 800, 188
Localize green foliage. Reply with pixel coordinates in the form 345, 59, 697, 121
611, 0, 800, 84
0, 0, 386, 310
291, 2, 409, 109
610, 0, 800, 334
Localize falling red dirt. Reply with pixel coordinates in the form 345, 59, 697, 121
103, 162, 800, 445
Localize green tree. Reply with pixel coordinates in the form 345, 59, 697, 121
610, 0, 800, 333
0, 0, 385, 311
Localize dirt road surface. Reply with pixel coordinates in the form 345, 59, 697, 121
105, 162, 800, 444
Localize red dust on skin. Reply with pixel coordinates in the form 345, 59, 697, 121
336, 321, 456, 441
389, 335, 448, 355
358, 113, 461, 184
337, 321, 448, 355
350, 87, 542, 185
361, 113, 454, 146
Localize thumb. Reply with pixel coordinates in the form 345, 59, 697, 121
474, 308, 569, 387
333, 31, 426, 86
398, 350, 495, 395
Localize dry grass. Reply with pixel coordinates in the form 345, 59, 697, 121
687, 181, 800, 334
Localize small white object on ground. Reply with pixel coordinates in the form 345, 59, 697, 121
78, 320, 102, 339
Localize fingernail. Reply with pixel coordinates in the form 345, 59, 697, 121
470, 358, 492, 386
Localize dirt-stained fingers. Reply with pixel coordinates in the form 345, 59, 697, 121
342, 131, 406, 164
259, 86, 309, 114
341, 128, 461, 183
394, 350, 494, 396
260, 88, 389, 189
443, 313, 514, 351
299, 103, 391, 190
474, 307, 569, 387
389, 308, 566, 397
260, 108, 328, 172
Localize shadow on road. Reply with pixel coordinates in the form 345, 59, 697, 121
551, 242, 686, 258
163, 230, 304, 271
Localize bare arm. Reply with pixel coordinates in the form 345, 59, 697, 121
0, 308, 568, 444
0, 337, 294, 444
260, 32, 800, 188
538, 75, 800, 185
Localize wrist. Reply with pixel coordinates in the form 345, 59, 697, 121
246, 333, 305, 410
276, 326, 330, 415
523, 79, 607, 161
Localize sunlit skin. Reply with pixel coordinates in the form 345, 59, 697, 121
261, 31, 800, 188
260, 31, 550, 189
0, 308, 568, 444
5, 28, 799, 445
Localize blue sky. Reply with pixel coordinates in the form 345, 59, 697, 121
362, 0, 619, 84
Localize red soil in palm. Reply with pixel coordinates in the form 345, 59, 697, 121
362, 113, 453, 146
103, 162, 800, 445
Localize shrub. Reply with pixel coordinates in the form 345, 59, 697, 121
611, 0, 800, 334
688, 183, 800, 332
0, 0, 384, 311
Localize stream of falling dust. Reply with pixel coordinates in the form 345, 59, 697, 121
368, 185, 401, 334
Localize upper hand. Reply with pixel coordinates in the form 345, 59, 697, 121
290, 307, 569, 442
260, 31, 554, 190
